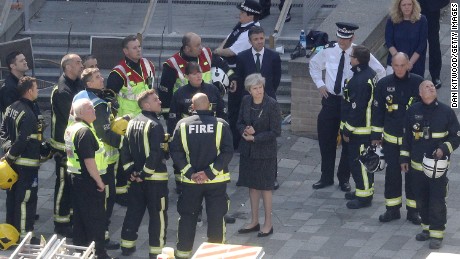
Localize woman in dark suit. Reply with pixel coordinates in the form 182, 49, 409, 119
236, 73, 281, 237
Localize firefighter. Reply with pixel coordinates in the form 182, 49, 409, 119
107, 34, 156, 205
401, 80, 460, 249
72, 68, 123, 250
341, 45, 377, 209
119, 89, 169, 258
170, 93, 233, 259
158, 32, 234, 116
50, 53, 85, 237
65, 98, 116, 259
371, 52, 423, 224
0, 77, 41, 241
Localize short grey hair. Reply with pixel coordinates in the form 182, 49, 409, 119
72, 98, 93, 119
244, 73, 265, 92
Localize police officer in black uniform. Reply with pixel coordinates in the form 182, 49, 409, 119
65, 99, 116, 259
120, 89, 169, 259
401, 80, 460, 249
168, 62, 226, 134
371, 52, 423, 224
50, 53, 84, 237
170, 93, 233, 259
0, 77, 41, 240
341, 45, 377, 209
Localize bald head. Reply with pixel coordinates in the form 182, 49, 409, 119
191, 93, 210, 111
182, 32, 202, 57
392, 52, 410, 79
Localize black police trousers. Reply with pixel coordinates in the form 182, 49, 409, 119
383, 142, 416, 211
6, 166, 38, 238
176, 183, 228, 258
348, 136, 373, 202
317, 95, 350, 184
53, 154, 72, 227
71, 175, 106, 256
121, 181, 168, 256
412, 170, 448, 239
102, 162, 116, 240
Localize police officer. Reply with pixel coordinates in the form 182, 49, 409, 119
400, 80, 460, 249
0, 76, 41, 240
107, 35, 156, 205
341, 45, 377, 209
0, 51, 29, 117
159, 32, 234, 116
170, 93, 233, 259
309, 22, 385, 192
65, 99, 115, 259
119, 89, 169, 258
214, 0, 261, 68
50, 53, 84, 237
168, 62, 226, 134
371, 52, 423, 224
73, 68, 122, 250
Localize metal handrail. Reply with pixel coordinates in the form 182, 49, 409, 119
0, 0, 13, 33
137, 0, 158, 44
269, 0, 292, 49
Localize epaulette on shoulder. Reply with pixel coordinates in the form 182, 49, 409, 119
324, 41, 337, 49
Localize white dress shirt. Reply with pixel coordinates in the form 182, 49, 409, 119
251, 47, 265, 67
309, 43, 385, 95
227, 21, 261, 55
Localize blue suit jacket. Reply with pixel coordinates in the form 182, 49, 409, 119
235, 47, 281, 99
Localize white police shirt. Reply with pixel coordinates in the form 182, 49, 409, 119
227, 21, 261, 56
309, 43, 385, 95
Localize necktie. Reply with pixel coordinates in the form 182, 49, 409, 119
334, 51, 345, 94
255, 53, 261, 72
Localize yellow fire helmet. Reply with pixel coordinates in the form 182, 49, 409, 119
0, 224, 19, 250
111, 117, 129, 136
0, 160, 18, 190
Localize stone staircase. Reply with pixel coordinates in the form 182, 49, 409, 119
15, 31, 301, 113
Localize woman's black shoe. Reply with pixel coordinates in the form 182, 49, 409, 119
257, 227, 273, 237
238, 224, 260, 234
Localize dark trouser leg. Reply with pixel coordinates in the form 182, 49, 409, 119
103, 162, 117, 240
72, 177, 87, 246
12, 166, 38, 238
72, 176, 106, 256
412, 170, 430, 227
317, 96, 341, 183
228, 92, 242, 150
337, 137, 350, 184
146, 182, 168, 256
422, 9, 442, 80
115, 156, 129, 197
121, 182, 147, 251
205, 184, 228, 243
348, 136, 373, 202
176, 184, 203, 259
428, 176, 448, 239
382, 143, 403, 210
279, 0, 292, 14
405, 166, 417, 211
6, 185, 16, 225
54, 155, 72, 227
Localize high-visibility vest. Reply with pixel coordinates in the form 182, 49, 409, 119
165, 47, 212, 93
65, 122, 107, 175
112, 58, 155, 117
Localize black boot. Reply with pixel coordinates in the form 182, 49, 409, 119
415, 230, 430, 241
429, 238, 443, 249
406, 210, 421, 225
379, 209, 401, 223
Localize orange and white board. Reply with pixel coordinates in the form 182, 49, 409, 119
192, 242, 265, 259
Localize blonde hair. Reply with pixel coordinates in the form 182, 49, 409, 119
389, 0, 421, 24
